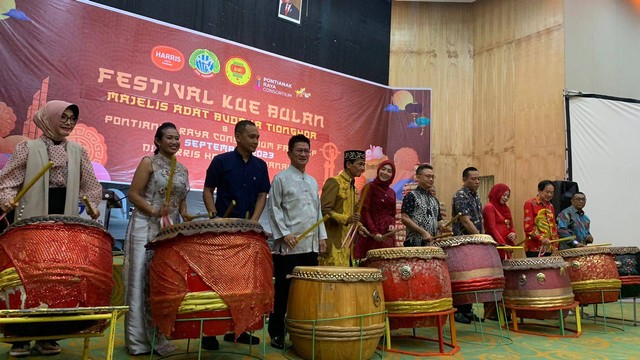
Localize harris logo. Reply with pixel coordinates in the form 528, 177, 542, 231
150, 46, 185, 72
189, 49, 221, 78
224, 57, 252, 86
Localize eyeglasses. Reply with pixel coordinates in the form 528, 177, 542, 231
573, 198, 586, 202
418, 174, 435, 179
293, 148, 310, 154
60, 114, 78, 125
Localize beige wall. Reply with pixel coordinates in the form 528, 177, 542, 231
564, 0, 640, 99
390, 0, 566, 241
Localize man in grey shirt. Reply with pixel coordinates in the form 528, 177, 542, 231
267, 134, 327, 349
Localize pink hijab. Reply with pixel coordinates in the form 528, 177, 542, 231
33, 100, 79, 141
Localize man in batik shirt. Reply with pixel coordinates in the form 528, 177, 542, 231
557, 191, 593, 250
401, 164, 442, 247
451, 166, 484, 324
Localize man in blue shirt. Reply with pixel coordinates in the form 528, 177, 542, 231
557, 192, 593, 250
203, 120, 270, 221
201, 120, 271, 350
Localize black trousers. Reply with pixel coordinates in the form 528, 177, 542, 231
268, 252, 318, 339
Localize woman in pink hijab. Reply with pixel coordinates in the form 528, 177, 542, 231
0, 100, 102, 356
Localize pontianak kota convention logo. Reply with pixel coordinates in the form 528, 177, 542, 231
189, 49, 221, 78
225, 57, 252, 86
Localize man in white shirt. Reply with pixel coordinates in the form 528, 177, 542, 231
267, 134, 327, 349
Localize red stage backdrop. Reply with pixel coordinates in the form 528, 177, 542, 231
0, 0, 430, 197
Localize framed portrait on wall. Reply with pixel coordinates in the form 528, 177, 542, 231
278, 0, 302, 25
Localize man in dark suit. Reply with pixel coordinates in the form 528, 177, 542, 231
279, 0, 300, 20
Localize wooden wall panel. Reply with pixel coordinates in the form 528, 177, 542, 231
391, 0, 566, 245
390, 2, 474, 211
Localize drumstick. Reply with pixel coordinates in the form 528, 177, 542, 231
82, 196, 97, 219
245, 211, 250, 219
355, 184, 370, 215
496, 246, 523, 249
432, 232, 453, 240
341, 223, 359, 248
298, 215, 330, 241
222, 200, 236, 218
443, 213, 462, 228
589, 243, 611, 247
340, 186, 371, 249
14, 161, 54, 204
381, 228, 402, 238
165, 155, 176, 204
549, 236, 576, 243
514, 235, 576, 247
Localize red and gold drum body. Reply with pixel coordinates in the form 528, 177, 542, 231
0, 216, 114, 310
502, 257, 574, 319
148, 219, 274, 339
558, 247, 621, 304
610, 246, 640, 298
0, 216, 114, 335
363, 247, 452, 329
286, 266, 385, 360
432, 235, 504, 305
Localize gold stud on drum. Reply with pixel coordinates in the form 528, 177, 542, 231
536, 272, 546, 285
519, 274, 527, 286
571, 261, 581, 270
373, 289, 381, 307
400, 265, 412, 280
615, 260, 622, 268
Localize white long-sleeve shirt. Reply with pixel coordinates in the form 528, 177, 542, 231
267, 166, 327, 255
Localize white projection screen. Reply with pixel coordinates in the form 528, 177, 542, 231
567, 94, 640, 248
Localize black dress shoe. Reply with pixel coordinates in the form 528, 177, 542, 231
270, 336, 285, 350
454, 312, 471, 324
201, 336, 219, 350
224, 332, 260, 345
463, 312, 484, 323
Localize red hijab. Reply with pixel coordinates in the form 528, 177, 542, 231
488, 183, 512, 223
372, 160, 396, 189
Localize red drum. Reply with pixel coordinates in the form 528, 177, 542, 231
502, 257, 574, 319
610, 246, 640, 298
432, 235, 504, 305
286, 266, 385, 360
363, 247, 452, 329
148, 219, 274, 339
0, 216, 114, 335
558, 247, 621, 304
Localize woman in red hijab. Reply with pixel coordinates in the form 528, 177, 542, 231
355, 160, 397, 260
483, 183, 516, 260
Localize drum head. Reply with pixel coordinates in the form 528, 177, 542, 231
502, 256, 568, 270
289, 266, 382, 282
432, 234, 496, 248
153, 218, 267, 243
558, 247, 613, 258
5, 215, 107, 232
366, 246, 447, 261
610, 246, 640, 255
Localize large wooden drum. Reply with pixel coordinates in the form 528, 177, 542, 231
610, 246, 640, 298
363, 247, 452, 329
0, 216, 114, 335
502, 257, 574, 319
286, 266, 385, 360
432, 235, 504, 304
148, 219, 274, 339
558, 247, 621, 304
